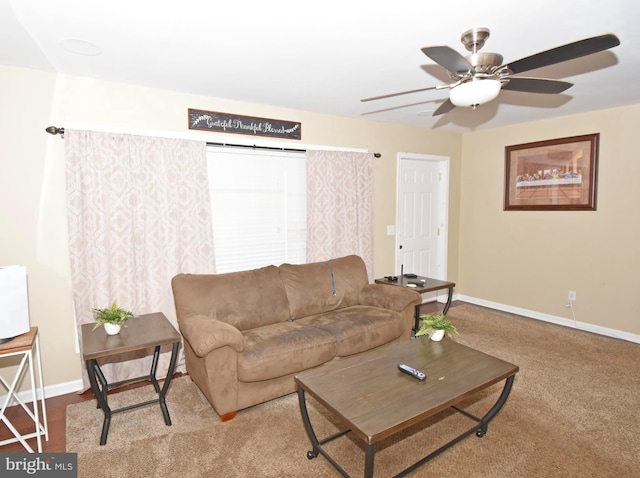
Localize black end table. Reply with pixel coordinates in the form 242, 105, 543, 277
81, 312, 181, 445
375, 275, 455, 334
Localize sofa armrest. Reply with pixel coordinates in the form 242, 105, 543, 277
359, 283, 422, 312
179, 313, 244, 357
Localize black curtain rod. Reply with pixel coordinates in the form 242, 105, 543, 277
207, 141, 306, 153
44, 127, 381, 158
208, 141, 381, 158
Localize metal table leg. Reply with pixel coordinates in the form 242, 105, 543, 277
475, 375, 515, 437
85, 359, 111, 446
364, 444, 375, 478
413, 306, 421, 336
297, 387, 352, 477
149, 345, 162, 393
442, 286, 453, 315
86, 340, 180, 445
159, 342, 180, 425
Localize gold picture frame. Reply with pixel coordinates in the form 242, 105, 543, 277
504, 133, 599, 211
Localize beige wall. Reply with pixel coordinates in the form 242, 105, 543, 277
1, 67, 81, 388
458, 104, 640, 335
5, 64, 636, 391
0, 66, 461, 388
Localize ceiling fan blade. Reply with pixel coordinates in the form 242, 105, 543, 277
361, 85, 438, 102
506, 33, 620, 75
422, 46, 473, 74
432, 99, 455, 116
501, 77, 573, 94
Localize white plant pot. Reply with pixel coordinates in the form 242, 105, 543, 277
430, 329, 445, 342
103, 323, 121, 335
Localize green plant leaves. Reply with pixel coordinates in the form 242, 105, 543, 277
92, 299, 134, 330
415, 312, 458, 338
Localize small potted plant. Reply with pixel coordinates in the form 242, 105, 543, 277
415, 312, 458, 341
92, 300, 134, 335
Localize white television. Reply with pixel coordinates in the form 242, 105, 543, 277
0, 265, 31, 344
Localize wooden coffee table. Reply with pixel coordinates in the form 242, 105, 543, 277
295, 337, 518, 477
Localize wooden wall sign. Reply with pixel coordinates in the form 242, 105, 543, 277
188, 109, 301, 140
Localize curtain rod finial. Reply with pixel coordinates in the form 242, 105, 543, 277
45, 126, 65, 137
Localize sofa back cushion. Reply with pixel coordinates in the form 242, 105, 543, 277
172, 265, 290, 331
279, 255, 369, 319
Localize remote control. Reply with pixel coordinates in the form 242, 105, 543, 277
398, 364, 426, 380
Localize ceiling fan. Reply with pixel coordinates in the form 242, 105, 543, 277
361, 27, 620, 116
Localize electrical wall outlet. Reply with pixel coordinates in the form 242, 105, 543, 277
568, 290, 577, 302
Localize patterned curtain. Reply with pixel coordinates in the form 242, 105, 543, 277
65, 130, 215, 390
305, 150, 374, 281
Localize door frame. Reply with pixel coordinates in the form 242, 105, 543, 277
396, 152, 450, 283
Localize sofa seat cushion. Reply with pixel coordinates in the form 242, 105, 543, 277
238, 322, 336, 382
303, 306, 405, 357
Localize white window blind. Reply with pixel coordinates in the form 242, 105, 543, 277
206, 146, 306, 273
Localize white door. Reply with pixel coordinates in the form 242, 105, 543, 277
396, 154, 449, 283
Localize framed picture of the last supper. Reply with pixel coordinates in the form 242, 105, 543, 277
504, 133, 599, 211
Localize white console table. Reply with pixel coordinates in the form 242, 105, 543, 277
0, 327, 48, 452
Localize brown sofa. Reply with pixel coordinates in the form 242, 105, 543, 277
171, 255, 421, 421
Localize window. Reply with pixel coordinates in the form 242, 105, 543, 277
206, 146, 306, 273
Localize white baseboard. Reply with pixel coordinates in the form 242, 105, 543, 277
1, 378, 84, 408
456, 294, 640, 344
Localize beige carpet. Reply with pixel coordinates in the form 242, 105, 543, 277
66, 304, 640, 477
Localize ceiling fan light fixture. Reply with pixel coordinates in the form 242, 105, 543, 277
449, 79, 501, 107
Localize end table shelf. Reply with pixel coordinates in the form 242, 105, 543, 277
81, 312, 181, 445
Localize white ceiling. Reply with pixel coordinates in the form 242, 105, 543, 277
2, 0, 639, 133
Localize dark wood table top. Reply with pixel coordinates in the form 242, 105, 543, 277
81, 312, 181, 361
295, 337, 518, 445
375, 275, 455, 294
